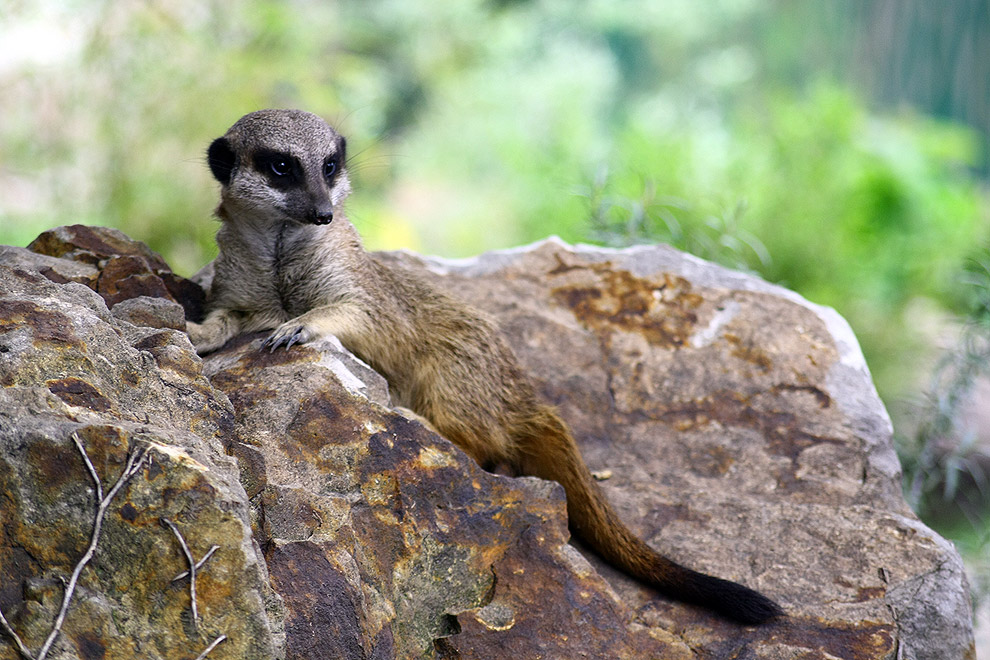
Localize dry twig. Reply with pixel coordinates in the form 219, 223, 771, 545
161, 518, 199, 627
161, 518, 218, 630
0, 610, 33, 660
172, 545, 219, 582
0, 433, 149, 660
193, 634, 227, 660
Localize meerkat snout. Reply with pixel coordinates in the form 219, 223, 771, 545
308, 189, 335, 225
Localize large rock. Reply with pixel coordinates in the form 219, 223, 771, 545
0, 226, 975, 659
0, 239, 278, 659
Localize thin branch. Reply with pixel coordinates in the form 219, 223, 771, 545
161, 518, 199, 628
1, 437, 232, 660
34, 438, 149, 660
193, 634, 227, 660
0, 435, 149, 660
72, 434, 104, 503
0, 608, 34, 660
172, 545, 219, 582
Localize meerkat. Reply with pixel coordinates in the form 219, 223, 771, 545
186, 109, 783, 625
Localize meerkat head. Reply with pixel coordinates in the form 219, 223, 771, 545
206, 109, 351, 226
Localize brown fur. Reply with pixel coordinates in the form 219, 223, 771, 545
188, 109, 782, 624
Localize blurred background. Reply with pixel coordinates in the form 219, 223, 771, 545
1, 0, 988, 643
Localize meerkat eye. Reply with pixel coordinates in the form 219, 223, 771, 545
324, 159, 338, 180
270, 160, 291, 177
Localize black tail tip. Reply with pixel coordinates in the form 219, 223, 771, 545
684, 572, 784, 625
717, 583, 784, 625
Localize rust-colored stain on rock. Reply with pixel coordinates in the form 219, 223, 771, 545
73, 631, 107, 660
28, 224, 170, 270
132, 331, 204, 382
97, 255, 175, 308
550, 260, 703, 348
266, 540, 370, 660
209, 370, 278, 413
448, 520, 687, 659
776, 618, 896, 660
684, 443, 736, 478
679, 616, 896, 660
38, 265, 92, 287
286, 390, 363, 450
655, 391, 847, 493
47, 377, 113, 412
25, 439, 80, 494
0, 299, 82, 349
27, 224, 205, 321
724, 332, 773, 371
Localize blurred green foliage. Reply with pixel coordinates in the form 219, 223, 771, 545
588, 84, 987, 406
1, 1, 989, 551
901, 251, 990, 530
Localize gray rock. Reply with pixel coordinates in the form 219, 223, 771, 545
0, 256, 280, 660
110, 295, 188, 331
382, 236, 975, 659
0, 227, 975, 659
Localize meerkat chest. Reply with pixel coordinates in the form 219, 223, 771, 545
214, 218, 364, 321
211, 221, 303, 316
271, 232, 342, 315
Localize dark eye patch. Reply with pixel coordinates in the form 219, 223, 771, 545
254, 150, 301, 189
324, 137, 346, 183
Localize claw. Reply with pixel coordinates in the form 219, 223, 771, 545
286, 328, 302, 350
263, 326, 305, 352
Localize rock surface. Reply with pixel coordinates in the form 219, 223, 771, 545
0, 225, 976, 659
0, 233, 277, 660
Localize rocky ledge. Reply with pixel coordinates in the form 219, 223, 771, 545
0, 225, 975, 659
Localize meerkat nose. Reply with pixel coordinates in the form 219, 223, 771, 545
311, 207, 334, 225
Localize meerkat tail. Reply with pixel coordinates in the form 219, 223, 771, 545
514, 406, 783, 625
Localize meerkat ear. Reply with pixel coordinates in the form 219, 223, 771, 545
207, 137, 237, 185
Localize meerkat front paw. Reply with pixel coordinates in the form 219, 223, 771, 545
263, 322, 316, 351
186, 320, 207, 347
262, 305, 363, 352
